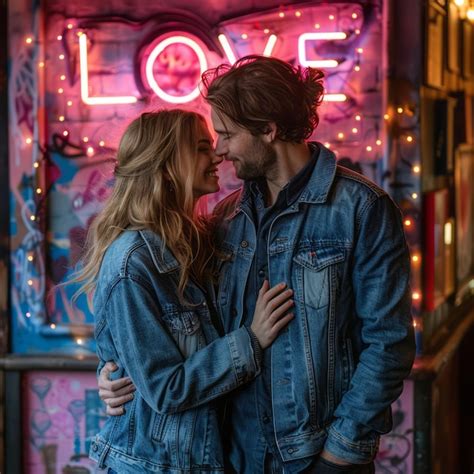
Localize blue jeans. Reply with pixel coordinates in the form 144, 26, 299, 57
310, 458, 375, 473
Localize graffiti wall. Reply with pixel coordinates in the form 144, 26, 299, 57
22, 371, 106, 473
9, 0, 387, 353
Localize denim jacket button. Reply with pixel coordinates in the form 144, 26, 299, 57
287, 448, 294, 454
240, 240, 249, 248
91, 442, 98, 452
258, 269, 265, 278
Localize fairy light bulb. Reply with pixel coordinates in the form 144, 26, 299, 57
412, 254, 420, 263
264, 28, 270, 34
99, 140, 105, 147
467, 7, 474, 20
67, 23, 73, 29
57, 35, 62, 40
412, 192, 418, 199
38, 61, 45, 68
376, 139, 382, 146
357, 48, 363, 53
397, 107, 404, 114
33, 162, 39, 168
352, 128, 358, 134
76, 338, 84, 345
314, 23, 321, 29
59, 54, 65, 60
25, 137, 32, 145
87, 146, 94, 156
27, 279, 33, 286
36, 188, 42, 194
27, 255, 34, 262
366, 145, 373, 152
324, 142, 331, 148
384, 113, 390, 120
25, 37, 33, 44
355, 114, 362, 121
30, 215, 36, 221
295, 11, 302, 17
59, 115, 65, 122
279, 12, 285, 18
352, 13, 358, 19
406, 135, 414, 143
241, 33, 248, 39
83, 136, 89, 143
63, 130, 69, 136
404, 219, 412, 227
413, 165, 421, 174
67, 100, 73, 106
58, 88, 64, 94
329, 14, 335, 20
50, 323, 57, 329
354, 65, 361, 72
26, 312, 31, 318
337, 132, 344, 139
60, 74, 66, 80
412, 291, 421, 301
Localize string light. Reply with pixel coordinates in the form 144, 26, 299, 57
67, 23, 73, 29
25, 37, 33, 44
26, 312, 31, 318
60, 74, 66, 80
337, 132, 344, 139
355, 29, 361, 35
59, 54, 65, 60
57, 35, 62, 41
352, 128, 358, 133
384, 113, 390, 120
50, 323, 57, 329
376, 139, 382, 146
25, 137, 32, 145
38, 61, 45, 68
76, 338, 84, 345
324, 142, 331, 148
355, 114, 362, 121
58, 88, 64, 94
412, 254, 420, 263
329, 14, 335, 20
63, 130, 69, 136
412, 292, 421, 301
241, 33, 248, 40
406, 135, 414, 143
397, 107, 404, 114
366, 145, 373, 151
352, 13, 358, 19
33, 162, 39, 168
314, 23, 321, 29
27, 255, 34, 262
412, 192, 418, 199
279, 12, 285, 18
467, 7, 474, 20
264, 28, 270, 34
30, 215, 36, 221
295, 11, 302, 17
404, 219, 412, 227
87, 146, 94, 156
99, 140, 105, 147
83, 136, 89, 143
357, 47, 363, 53
67, 100, 73, 106
36, 188, 42, 194
58, 115, 65, 122
354, 65, 361, 72
413, 165, 421, 174
27, 279, 33, 286
454, 0, 465, 6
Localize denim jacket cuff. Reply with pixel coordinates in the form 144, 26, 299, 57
226, 327, 261, 384
245, 326, 263, 368
324, 424, 379, 464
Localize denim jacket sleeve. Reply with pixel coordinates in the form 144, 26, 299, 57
104, 276, 261, 415
324, 194, 416, 463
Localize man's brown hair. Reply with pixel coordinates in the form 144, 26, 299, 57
201, 55, 324, 142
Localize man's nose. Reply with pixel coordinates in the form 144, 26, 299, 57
214, 138, 227, 158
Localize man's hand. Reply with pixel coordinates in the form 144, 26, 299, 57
98, 362, 136, 415
320, 449, 352, 466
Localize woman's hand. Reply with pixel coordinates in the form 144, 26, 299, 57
251, 280, 294, 349
98, 362, 136, 415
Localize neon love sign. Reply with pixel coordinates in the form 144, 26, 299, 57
78, 31, 350, 106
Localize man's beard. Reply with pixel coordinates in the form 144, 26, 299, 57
235, 137, 277, 180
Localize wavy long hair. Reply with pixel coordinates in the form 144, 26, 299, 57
73, 110, 215, 304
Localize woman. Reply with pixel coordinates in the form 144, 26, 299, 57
76, 110, 294, 473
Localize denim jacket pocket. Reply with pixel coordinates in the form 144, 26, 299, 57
293, 246, 345, 310
162, 304, 203, 357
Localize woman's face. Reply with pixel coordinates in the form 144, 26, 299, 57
192, 121, 223, 199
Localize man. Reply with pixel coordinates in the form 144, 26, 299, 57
99, 56, 415, 473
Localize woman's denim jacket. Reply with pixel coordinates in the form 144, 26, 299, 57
212, 144, 416, 464
89, 229, 261, 473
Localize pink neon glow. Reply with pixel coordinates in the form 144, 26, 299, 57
298, 32, 347, 68
262, 34, 278, 57
145, 35, 208, 104
324, 94, 348, 102
218, 33, 278, 63
218, 34, 237, 64
79, 34, 137, 105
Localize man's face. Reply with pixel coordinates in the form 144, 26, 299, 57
210, 109, 277, 180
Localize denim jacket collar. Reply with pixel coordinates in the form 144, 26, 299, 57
138, 229, 180, 273
237, 142, 336, 214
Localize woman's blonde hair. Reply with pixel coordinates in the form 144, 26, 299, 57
74, 109, 214, 303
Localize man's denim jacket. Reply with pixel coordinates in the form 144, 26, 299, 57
212, 144, 415, 464
89, 229, 261, 473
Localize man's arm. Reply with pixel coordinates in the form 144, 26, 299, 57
324, 194, 416, 464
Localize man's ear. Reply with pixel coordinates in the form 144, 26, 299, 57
262, 122, 277, 143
